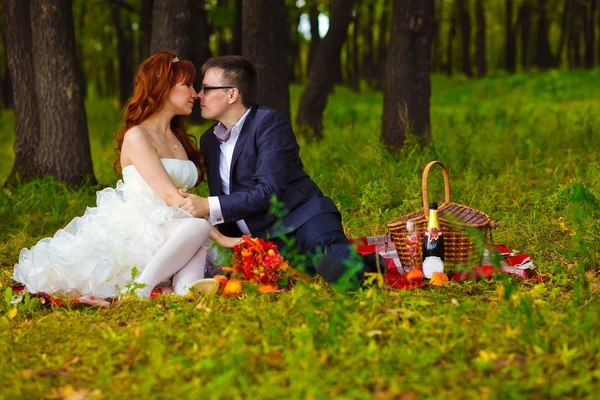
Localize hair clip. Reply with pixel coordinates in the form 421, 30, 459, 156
172, 56, 180, 63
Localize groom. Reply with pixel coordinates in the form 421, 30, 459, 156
180, 55, 385, 286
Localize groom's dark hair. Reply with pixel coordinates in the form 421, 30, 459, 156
201, 56, 257, 108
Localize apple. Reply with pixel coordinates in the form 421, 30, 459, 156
405, 269, 424, 283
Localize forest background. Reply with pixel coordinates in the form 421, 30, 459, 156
1, 0, 600, 398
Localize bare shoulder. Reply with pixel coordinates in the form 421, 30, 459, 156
121, 126, 156, 166
123, 126, 151, 146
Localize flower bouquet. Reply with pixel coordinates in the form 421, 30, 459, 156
216, 236, 309, 297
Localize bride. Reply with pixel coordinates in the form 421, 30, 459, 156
13, 51, 239, 300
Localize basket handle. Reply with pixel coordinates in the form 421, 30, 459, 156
422, 161, 451, 214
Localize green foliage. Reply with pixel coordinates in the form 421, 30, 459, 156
1, 70, 600, 397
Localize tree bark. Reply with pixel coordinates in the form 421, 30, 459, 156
382, 0, 435, 149
2, 0, 40, 185
457, 0, 472, 77
30, 0, 95, 186
296, 0, 355, 140
517, 0, 533, 70
474, 0, 487, 77
139, 0, 153, 62
111, 1, 134, 106
505, 0, 517, 73
150, 0, 192, 58
242, 0, 290, 120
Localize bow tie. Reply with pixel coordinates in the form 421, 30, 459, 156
214, 123, 233, 143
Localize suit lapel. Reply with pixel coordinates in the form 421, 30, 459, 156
229, 106, 257, 188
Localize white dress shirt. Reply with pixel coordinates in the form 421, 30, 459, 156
207, 108, 252, 236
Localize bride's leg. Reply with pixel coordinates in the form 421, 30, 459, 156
171, 245, 207, 295
134, 218, 211, 297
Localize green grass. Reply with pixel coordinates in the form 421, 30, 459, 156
1, 70, 600, 398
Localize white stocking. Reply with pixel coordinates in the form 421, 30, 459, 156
134, 218, 211, 297
172, 246, 207, 295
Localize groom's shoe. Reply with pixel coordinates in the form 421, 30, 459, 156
314, 255, 362, 291
362, 253, 388, 275
189, 279, 220, 297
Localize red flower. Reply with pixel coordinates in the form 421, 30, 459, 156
229, 236, 291, 287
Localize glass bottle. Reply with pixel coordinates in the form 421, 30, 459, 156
422, 202, 445, 278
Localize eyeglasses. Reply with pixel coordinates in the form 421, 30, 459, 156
200, 85, 234, 94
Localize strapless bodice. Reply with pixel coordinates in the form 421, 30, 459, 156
117, 159, 198, 205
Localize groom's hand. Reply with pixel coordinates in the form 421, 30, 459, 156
178, 190, 209, 218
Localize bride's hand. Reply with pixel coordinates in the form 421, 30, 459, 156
210, 227, 242, 248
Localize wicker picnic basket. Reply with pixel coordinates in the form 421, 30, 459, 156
387, 161, 493, 271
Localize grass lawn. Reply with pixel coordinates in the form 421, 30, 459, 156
1, 70, 600, 399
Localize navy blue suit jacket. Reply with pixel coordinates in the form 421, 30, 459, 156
200, 105, 340, 239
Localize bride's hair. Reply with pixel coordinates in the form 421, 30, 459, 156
113, 50, 206, 181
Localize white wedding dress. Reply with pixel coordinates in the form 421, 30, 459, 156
14, 158, 207, 299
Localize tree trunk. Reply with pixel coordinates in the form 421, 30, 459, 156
431, 0, 443, 73
307, 4, 321, 75
583, 0, 597, 68
350, 14, 360, 91
442, 1, 457, 75
570, 1, 583, 68
0, 22, 14, 109
363, 0, 376, 85
474, 0, 487, 77
231, 0, 242, 54
2, 0, 40, 185
517, 0, 533, 70
555, 0, 570, 67
111, 1, 134, 107
457, 0, 472, 77
1, 72, 13, 110
296, 0, 355, 140
73, 0, 87, 99
242, 0, 290, 120
535, 0, 555, 69
216, 0, 229, 56
288, 9, 303, 83
377, 0, 391, 86
30, 0, 95, 186
382, 0, 435, 149
150, 0, 192, 58
139, 0, 153, 62
505, 0, 517, 73
189, 0, 211, 123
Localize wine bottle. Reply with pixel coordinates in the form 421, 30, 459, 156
422, 202, 445, 278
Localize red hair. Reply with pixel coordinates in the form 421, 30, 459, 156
114, 50, 206, 182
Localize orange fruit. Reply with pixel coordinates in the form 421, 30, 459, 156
213, 275, 229, 290
257, 284, 279, 293
405, 269, 424, 283
223, 279, 243, 297
430, 272, 449, 286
